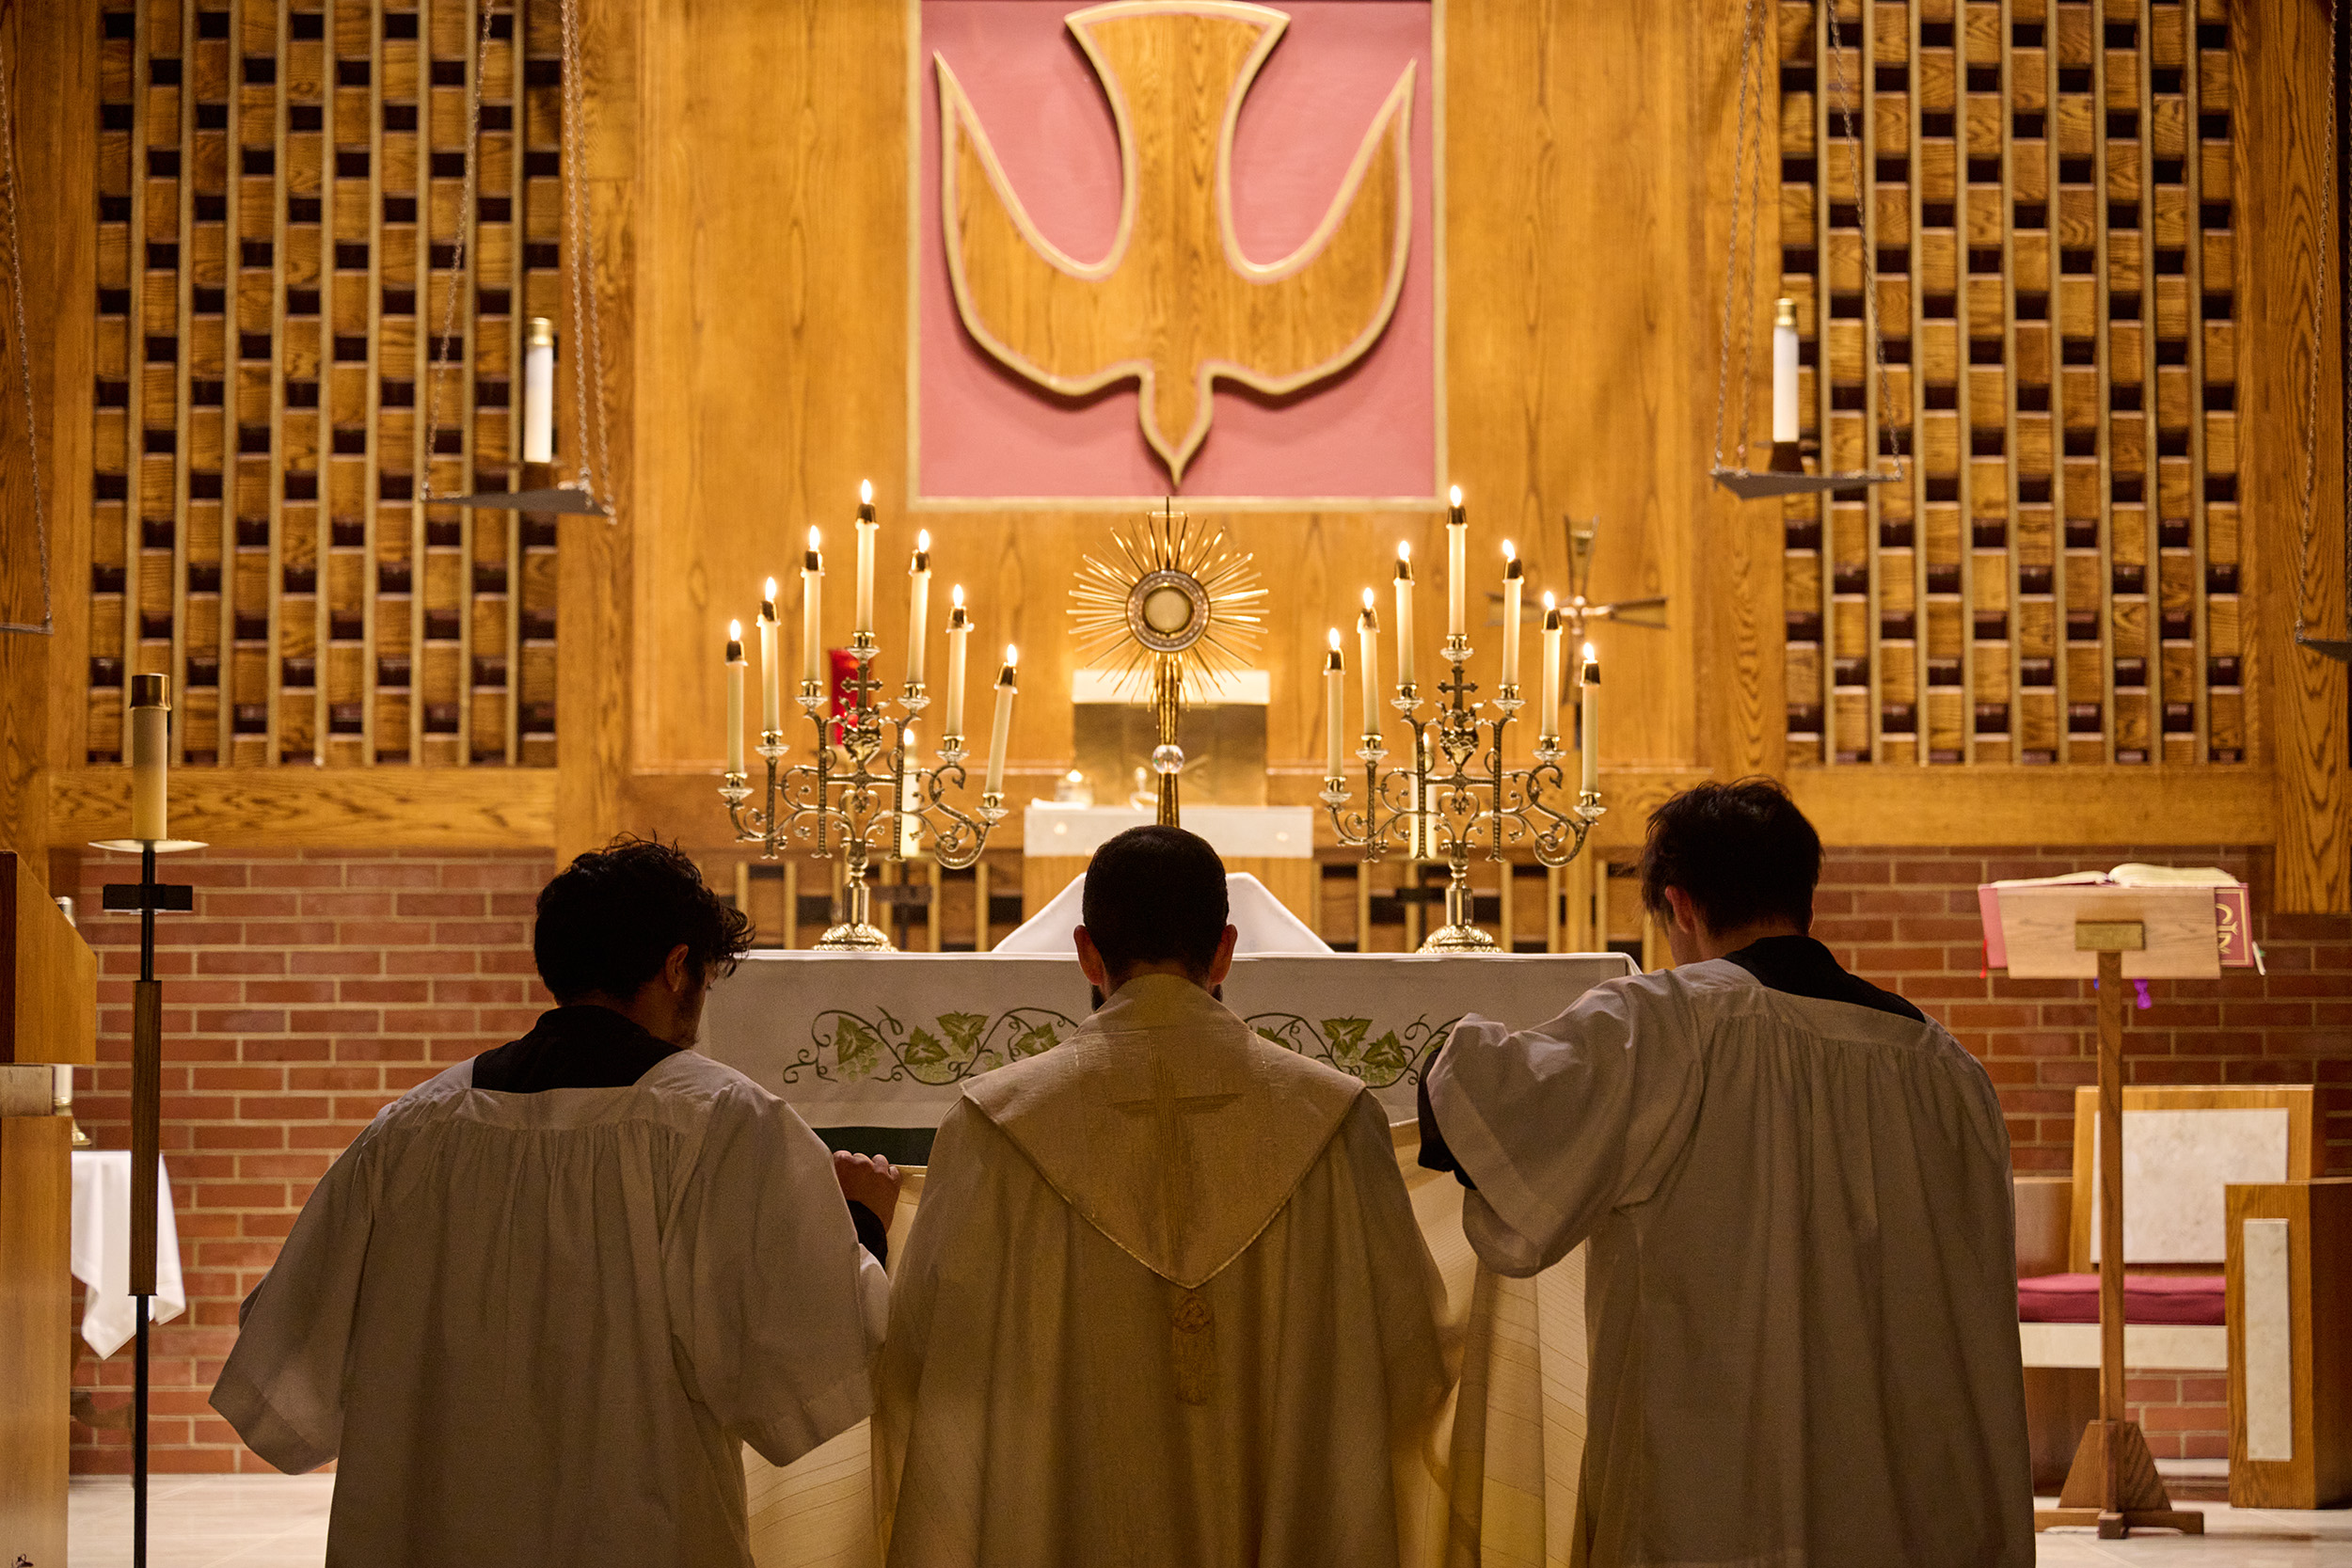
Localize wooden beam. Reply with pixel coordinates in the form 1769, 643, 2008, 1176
1789, 763, 2276, 847
2238, 0, 2349, 912
48, 765, 553, 848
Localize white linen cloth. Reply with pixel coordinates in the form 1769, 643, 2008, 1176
993, 871, 1332, 954
873, 974, 1450, 1568
1429, 959, 2035, 1568
69, 1149, 186, 1356
211, 1050, 888, 1568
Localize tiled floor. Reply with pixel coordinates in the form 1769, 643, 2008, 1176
66, 1477, 2352, 1564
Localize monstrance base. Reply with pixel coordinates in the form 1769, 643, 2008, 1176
812, 920, 897, 952
1420, 922, 1501, 954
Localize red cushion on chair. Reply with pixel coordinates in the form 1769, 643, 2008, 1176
2017, 1272, 2227, 1325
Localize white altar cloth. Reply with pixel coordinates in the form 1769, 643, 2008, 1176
701, 951, 1637, 1127
70, 1150, 186, 1356
993, 871, 1330, 955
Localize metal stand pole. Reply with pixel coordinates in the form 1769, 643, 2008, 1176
132, 842, 159, 1568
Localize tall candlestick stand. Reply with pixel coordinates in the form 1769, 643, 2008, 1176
719, 631, 1005, 950
1321, 634, 1603, 953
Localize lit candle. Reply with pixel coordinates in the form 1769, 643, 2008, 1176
1446, 485, 1467, 640
1772, 297, 1800, 445
1538, 593, 1562, 748
1500, 542, 1523, 690
1392, 543, 1416, 692
1580, 641, 1601, 795
982, 645, 1018, 797
853, 482, 878, 638
944, 586, 970, 745
757, 579, 781, 735
522, 317, 554, 466
905, 530, 931, 691
898, 723, 921, 856
1324, 629, 1345, 781
725, 621, 746, 776
129, 672, 169, 841
1357, 589, 1380, 740
801, 528, 823, 687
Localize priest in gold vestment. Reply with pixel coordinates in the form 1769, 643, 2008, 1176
873, 826, 1452, 1568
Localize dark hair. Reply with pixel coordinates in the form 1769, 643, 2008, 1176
1638, 777, 1822, 934
1081, 825, 1229, 979
533, 836, 754, 1005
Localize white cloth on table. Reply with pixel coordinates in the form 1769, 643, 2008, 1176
211, 1049, 888, 1568
69, 1149, 186, 1357
993, 871, 1331, 955
1429, 958, 2035, 1568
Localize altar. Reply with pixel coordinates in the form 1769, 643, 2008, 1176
700, 949, 1636, 1131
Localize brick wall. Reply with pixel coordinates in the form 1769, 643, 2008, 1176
67, 847, 554, 1475
1820, 845, 2352, 1175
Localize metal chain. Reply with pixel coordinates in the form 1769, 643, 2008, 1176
2296, 0, 2341, 640
1735, 8, 1770, 468
1824, 0, 1902, 483
0, 21, 51, 637
559, 0, 612, 513
1711, 0, 1764, 471
421, 0, 496, 502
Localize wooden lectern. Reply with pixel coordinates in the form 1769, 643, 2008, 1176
1996, 884, 2219, 1538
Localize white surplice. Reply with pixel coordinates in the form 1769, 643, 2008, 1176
211, 1050, 888, 1568
1428, 960, 2033, 1568
873, 974, 1451, 1568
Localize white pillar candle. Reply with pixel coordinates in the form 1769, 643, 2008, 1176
801, 528, 823, 688
129, 673, 169, 841
1581, 641, 1601, 795
982, 646, 1017, 797
1500, 543, 1523, 690
522, 317, 554, 466
1324, 629, 1345, 780
1446, 485, 1466, 639
1357, 590, 1380, 740
853, 482, 878, 638
905, 531, 931, 690
1772, 297, 1800, 445
1392, 544, 1416, 692
757, 580, 781, 735
944, 587, 970, 744
1538, 594, 1561, 747
725, 621, 746, 776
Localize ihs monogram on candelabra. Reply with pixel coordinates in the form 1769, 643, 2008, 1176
1319, 490, 1605, 954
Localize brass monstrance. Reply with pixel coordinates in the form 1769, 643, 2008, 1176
1070, 502, 1264, 825
1322, 491, 1606, 952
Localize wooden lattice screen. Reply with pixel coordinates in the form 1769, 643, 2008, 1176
89, 0, 563, 767
1778, 0, 2243, 766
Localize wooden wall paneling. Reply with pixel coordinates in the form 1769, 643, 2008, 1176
308, 0, 332, 765
2136, 0, 2166, 763
1859, 0, 1888, 765
119, 3, 147, 765
361, 0, 383, 768
1998, 0, 2024, 765
261, 0, 289, 766
1816, 4, 1841, 764
2045, 4, 2071, 760
215, 0, 240, 764
169, 0, 195, 763
2182, 0, 2211, 762
2091, 1, 2118, 765
1940, 0, 1963, 766
2238, 0, 2348, 911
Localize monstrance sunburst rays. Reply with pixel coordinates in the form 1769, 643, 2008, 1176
1070, 502, 1264, 826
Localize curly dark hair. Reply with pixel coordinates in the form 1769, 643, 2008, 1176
1637, 777, 1822, 935
532, 836, 754, 1005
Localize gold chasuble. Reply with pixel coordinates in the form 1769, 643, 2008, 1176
873, 974, 1449, 1568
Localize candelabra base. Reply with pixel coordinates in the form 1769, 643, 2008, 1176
813, 920, 896, 952
1420, 921, 1501, 955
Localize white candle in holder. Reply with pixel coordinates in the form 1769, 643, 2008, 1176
1357, 589, 1380, 739
1446, 485, 1466, 639
758, 579, 781, 734
1580, 641, 1601, 795
801, 528, 823, 687
1324, 629, 1345, 780
853, 482, 878, 638
982, 645, 1018, 797
725, 621, 745, 776
522, 317, 554, 466
1772, 297, 1801, 445
1392, 543, 1416, 691
905, 530, 931, 689
130, 673, 170, 841
1500, 542, 1523, 690
944, 587, 970, 744
1538, 593, 1561, 746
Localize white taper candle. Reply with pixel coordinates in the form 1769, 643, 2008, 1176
725, 622, 745, 776
982, 646, 1018, 797
1538, 594, 1562, 747
1324, 629, 1345, 780
1392, 544, 1416, 691
1501, 543, 1523, 689
1446, 485, 1466, 639
1357, 589, 1380, 740
905, 531, 931, 690
801, 528, 823, 688
758, 580, 781, 734
1581, 641, 1601, 795
853, 482, 878, 638
944, 587, 970, 744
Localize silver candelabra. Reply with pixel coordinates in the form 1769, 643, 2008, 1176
720, 633, 1004, 950
1320, 634, 1603, 953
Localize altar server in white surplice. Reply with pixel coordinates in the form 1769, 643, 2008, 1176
213, 838, 898, 1568
875, 826, 1450, 1568
1422, 780, 2033, 1568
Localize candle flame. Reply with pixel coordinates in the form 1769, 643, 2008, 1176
1396, 540, 1411, 562
763, 576, 777, 601
1543, 590, 1557, 610
807, 526, 821, 551
915, 529, 930, 552
1361, 586, 1376, 610
728, 618, 741, 640
1501, 539, 1516, 561
1582, 641, 1597, 662
1449, 484, 1463, 507
860, 479, 874, 505
1327, 627, 1341, 651
1005, 643, 1018, 665
951, 583, 965, 609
